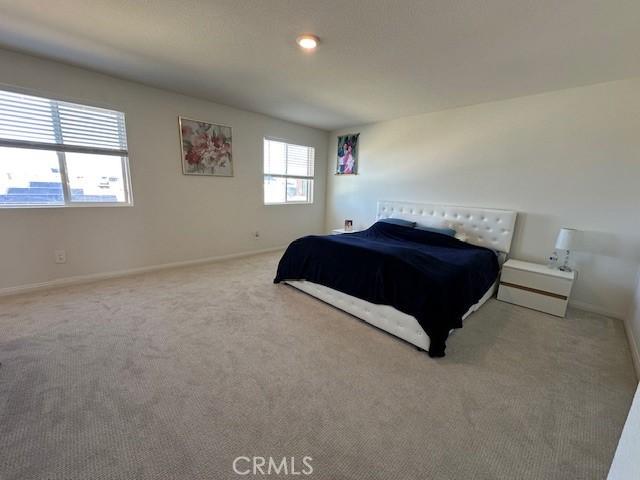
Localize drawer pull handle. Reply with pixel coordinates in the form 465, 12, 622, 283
500, 282, 568, 300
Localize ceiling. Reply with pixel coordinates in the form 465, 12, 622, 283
0, 0, 639, 131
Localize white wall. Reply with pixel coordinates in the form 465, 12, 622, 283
326, 78, 640, 319
0, 48, 328, 292
610, 270, 640, 479
608, 382, 640, 480
626, 269, 640, 376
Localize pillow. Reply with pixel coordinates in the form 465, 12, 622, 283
415, 218, 455, 237
415, 216, 447, 229
454, 232, 469, 242
378, 218, 416, 228
415, 224, 456, 236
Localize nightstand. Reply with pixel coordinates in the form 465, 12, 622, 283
331, 228, 362, 235
497, 259, 575, 317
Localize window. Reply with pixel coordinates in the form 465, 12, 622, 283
263, 138, 314, 204
0, 89, 131, 207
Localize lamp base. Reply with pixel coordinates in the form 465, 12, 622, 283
557, 249, 572, 272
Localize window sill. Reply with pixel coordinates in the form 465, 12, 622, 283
264, 202, 313, 206
0, 202, 134, 210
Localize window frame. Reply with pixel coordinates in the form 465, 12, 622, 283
0, 85, 133, 209
263, 136, 315, 206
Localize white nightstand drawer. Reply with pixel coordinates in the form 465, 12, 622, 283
497, 284, 568, 317
501, 267, 572, 297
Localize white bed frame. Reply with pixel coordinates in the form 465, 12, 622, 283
285, 201, 518, 352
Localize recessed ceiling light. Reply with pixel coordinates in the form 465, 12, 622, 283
296, 34, 319, 50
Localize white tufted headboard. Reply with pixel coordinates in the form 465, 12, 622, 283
376, 200, 518, 254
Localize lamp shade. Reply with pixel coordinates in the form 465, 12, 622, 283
555, 228, 576, 250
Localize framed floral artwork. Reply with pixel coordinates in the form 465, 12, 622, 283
336, 133, 359, 175
179, 117, 233, 176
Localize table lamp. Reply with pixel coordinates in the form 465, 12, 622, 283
555, 228, 576, 272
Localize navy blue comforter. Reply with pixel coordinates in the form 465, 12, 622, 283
274, 221, 499, 357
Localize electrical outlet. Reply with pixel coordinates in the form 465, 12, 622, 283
54, 249, 66, 264
254, 231, 260, 239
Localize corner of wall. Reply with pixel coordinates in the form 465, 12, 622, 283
624, 267, 640, 381
322, 132, 337, 233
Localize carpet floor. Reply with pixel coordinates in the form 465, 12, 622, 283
0, 251, 636, 480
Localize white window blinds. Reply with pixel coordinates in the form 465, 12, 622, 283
0, 89, 127, 155
0, 88, 132, 207
263, 138, 314, 204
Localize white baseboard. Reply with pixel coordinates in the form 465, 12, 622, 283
569, 299, 625, 320
0, 246, 286, 298
622, 316, 640, 381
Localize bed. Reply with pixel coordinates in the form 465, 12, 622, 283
274, 201, 517, 356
